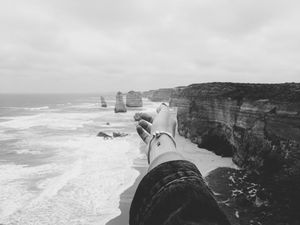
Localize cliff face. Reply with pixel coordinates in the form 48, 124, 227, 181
114, 92, 127, 113
126, 91, 143, 107
142, 90, 154, 98
147, 88, 173, 102
170, 83, 300, 199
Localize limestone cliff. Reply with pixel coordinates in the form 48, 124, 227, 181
142, 90, 154, 98
114, 92, 127, 113
170, 82, 300, 202
100, 96, 107, 107
146, 88, 173, 102
126, 91, 143, 107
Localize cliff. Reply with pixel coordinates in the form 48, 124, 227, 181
126, 91, 143, 107
170, 82, 300, 207
114, 92, 127, 113
147, 88, 173, 102
142, 90, 154, 98
100, 96, 107, 107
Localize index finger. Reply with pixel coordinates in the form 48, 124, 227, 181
138, 113, 154, 123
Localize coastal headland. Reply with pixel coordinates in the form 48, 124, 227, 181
108, 82, 299, 225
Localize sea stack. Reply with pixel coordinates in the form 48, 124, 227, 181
114, 92, 127, 113
100, 96, 107, 107
126, 91, 143, 107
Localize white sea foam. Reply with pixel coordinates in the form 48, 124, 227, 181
0, 163, 61, 220
25, 106, 50, 111
14, 149, 42, 155
0, 98, 193, 225
0, 130, 15, 141
0, 106, 50, 111
0, 112, 101, 130
0, 132, 140, 225
67, 103, 101, 109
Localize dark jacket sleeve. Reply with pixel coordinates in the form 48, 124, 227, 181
129, 160, 231, 225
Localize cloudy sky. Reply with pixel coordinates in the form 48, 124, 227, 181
0, 0, 300, 93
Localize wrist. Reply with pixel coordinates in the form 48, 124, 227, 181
147, 132, 176, 164
150, 135, 176, 150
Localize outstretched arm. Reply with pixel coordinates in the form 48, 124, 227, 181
131, 104, 231, 225
136, 104, 184, 171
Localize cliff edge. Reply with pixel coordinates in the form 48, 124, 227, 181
170, 82, 300, 214
144, 88, 173, 102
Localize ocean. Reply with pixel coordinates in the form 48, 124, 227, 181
0, 94, 158, 225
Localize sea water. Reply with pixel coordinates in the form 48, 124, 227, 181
0, 94, 158, 225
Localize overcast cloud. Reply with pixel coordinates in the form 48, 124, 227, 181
0, 0, 300, 93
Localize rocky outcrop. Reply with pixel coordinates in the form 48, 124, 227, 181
147, 88, 173, 102
114, 92, 127, 113
170, 82, 300, 205
126, 91, 143, 107
113, 132, 128, 138
101, 96, 107, 107
97, 132, 112, 139
142, 87, 186, 102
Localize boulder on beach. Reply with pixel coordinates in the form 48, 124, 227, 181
114, 92, 127, 113
126, 91, 143, 107
100, 96, 107, 107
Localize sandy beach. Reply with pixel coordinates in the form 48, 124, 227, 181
106, 133, 237, 225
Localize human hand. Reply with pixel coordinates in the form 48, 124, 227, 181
136, 104, 176, 144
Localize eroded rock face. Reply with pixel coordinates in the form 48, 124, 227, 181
126, 91, 143, 107
114, 92, 127, 113
100, 96, 107, 107
142, 90, 154, 98
147, 88, 173, 102
170, 83, 300, 202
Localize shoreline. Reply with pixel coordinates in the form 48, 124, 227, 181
106, 156, 148, 225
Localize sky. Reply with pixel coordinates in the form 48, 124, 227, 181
0, 0, 300, 93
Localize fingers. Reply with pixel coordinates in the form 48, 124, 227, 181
155, 104, 171, 125
136, 125, 151, 144
138, 113, 154, 123
139, 119, 152, 134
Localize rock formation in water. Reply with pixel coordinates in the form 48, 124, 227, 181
97, 131, 112, 139
126, 91, 143, 107
114, 92, 127, 113
113, 132, 128, 138
170, 82, 300, 207
100, 96, 107, 107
